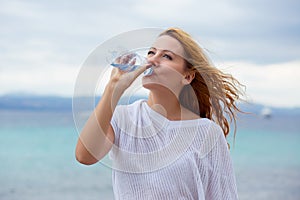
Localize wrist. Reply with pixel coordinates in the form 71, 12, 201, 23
105, 80, 124, 99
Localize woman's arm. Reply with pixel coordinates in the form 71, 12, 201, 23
75, 64, 149, 165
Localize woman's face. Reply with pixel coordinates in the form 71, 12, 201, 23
142, 35, 187, 95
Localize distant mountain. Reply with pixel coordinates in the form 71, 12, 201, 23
238, 102, 300, 117
0, 94, 299, 116
0, 94, 72, 111
0, 94, 148, 112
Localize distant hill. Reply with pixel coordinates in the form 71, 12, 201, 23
0, 94, 299, 116
0, 94, 147, 112
238, 102, 300, 117
0, 94, 72, 111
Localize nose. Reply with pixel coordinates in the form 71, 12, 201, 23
146, 54, 160, 67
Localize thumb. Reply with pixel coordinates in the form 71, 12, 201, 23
131, 63, 152, 79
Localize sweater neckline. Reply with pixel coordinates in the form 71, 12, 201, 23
140, 99, 210, 128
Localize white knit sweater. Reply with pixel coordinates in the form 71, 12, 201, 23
109, 100, 238, 200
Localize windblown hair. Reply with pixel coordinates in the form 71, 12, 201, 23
159, 28, 245, 139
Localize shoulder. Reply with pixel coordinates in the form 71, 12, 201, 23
190, 119, 227, 157
181, 107, 201, 120
112, 99, 147, 123
204, 121, 230, 159
205, 120, 227, 148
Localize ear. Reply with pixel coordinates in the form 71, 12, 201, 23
182, 71, 195, 85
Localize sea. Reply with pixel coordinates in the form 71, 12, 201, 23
1, 103, 300, 200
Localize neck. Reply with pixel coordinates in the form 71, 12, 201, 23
147, 88, 182, 120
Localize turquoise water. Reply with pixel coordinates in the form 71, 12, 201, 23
230, 115, 300, 199
0, 110, 300, 199
0, 110, 113, 200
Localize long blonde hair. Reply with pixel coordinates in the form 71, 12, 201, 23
159, 28, 245, 139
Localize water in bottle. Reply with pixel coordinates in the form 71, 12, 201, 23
111, 52, 153, 76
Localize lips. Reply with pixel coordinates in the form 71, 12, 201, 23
144, 67, 154, 76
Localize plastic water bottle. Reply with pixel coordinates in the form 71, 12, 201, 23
110, 53, 153, 76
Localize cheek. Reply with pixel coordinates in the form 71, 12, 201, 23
159, 65, 184, 81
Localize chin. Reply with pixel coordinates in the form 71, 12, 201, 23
142, 82, 156, 90
142, 82, 161, 91
142, 75, 158, 88
142, 81, 168, 92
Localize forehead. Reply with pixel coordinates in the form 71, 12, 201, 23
151, 35, 185, 57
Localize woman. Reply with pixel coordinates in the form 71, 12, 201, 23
75, 28, 243, 199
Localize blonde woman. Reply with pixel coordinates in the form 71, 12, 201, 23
76, 28, 243, 199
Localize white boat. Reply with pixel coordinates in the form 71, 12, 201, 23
261, 107, 272, 118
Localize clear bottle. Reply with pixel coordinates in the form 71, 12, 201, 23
110, 52, 153, 76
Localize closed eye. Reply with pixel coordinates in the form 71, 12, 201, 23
163, 54, 172, 60
147, 50, 173, 60
147, 50, 155, 55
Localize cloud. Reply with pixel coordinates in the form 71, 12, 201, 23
1, 0, 299, 65
0, 63, 79, 97
0, 0, 299, 108
217, 60, 300, 107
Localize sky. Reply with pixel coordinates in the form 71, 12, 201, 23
0, 0, 299, 107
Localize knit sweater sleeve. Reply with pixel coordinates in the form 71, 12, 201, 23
110, 105, 121, 137
108, 105, 123, 160
204, 124, 239, 200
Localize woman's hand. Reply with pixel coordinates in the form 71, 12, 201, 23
109, 54, 150, 93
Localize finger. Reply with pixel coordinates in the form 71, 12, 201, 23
120, 55, 127, 64
110, 66, 126, 78
127, 57, 137, 71
121, 53, 136, 64
131, 63, 152, 79
129, 57, 136, 66
115, 56, 121, 63
126, 53, 136, 61
110, 67, 118, 78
